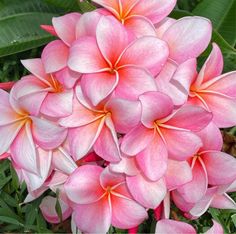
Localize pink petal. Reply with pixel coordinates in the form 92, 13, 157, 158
40, 196, 72, 224
68, 36, 108, 73
130, 0, 177, 24
177, 159, 208, 203
76, 11, 102, 38
31, 117, 67, 150
40, 89, 73, 117
73, 196, 111, 233
115, 66, 157, 101
65, 165, 104, 204
10, 122, 38, 173
52, 13, 81, 46
0, 121, 24, 155
198, 93, 236, 128
94, 117, 121, 162
165, 160, 192, 191
96, 16, 130, 65
105, 98, 141, 134
196, 122, 223, 151
202, 151, 236, 185
162, 17, 212, 64
165, 105, 212, 132
100, 166, 125, 189
161, 128, 202, 160
205, 220, 224, 234
68, 118, 105, 160
40, 25, 57, 36
118, 36, 169, 76
121, 124, 155, 156
42, 40, 69, 73
125, 16, 157, 37
211, 193, 236, 210
136, 135, 168, 181
92, 0, 120, 17
127, 174, 166, 209
172, 190, 194, 212
155, 219, 196, 234
139, 91, 174, 128
193, 43, 223, 87
155, 17, 176, 38
81, 71, 118, 106
111, 191, 148, 229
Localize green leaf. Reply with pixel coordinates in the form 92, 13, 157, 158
193, 0, 236, 46
78, 0, 96, 13
0, 12, 57, 57
44, 0, 81, 12
0, 216, 24, 226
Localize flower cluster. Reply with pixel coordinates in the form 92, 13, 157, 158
0, 0, 236, 233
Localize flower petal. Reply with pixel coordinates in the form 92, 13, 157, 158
162, 17, 212, 64
65, 165, 104, 204
211, 193, 236, 210
205, 220, 224, 234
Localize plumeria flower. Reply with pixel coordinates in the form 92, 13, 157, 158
121, 91, 212, 181
0, 89, 67, 173
68, 15, 168, 105
189, 43, 236, 128
60, 86, 141, 162
64, 165, 148, 233
92, 0, 176, 37
176, 122, 236, 204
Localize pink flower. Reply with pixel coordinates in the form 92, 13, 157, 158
121, 91, 212, 181
64, 165, 148, 233
60, 86, 141, 162
189, 43, 236, 127
68, 15, 168, 105
0, 89, 67, 173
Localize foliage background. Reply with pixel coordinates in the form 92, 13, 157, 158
0, 0, 235, 233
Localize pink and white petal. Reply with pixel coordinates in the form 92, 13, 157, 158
65, 165, 104, 204
130, 0, 177, 24
0, 121, 24, 155
59, 97, 101, 128
155, 219, 196, 234
111, 193, 148, 229
40, 196, 72, 223
52, 147, 77, 174
155, 17, 176, 38
118, 36, 169, 76
203, 71, 236, 98
92, 0, 120, 17
204, 220, 224, 234
165, 160, 192, 191
125, 15, 157, 37
196, 122, 223, 151
100, 166, 125, 189
211, 193, 236, 210
81, 71, 118, 106
139, 91, 173, 128
94, 117, 121, 163
52, 13, 81, 46
121, 124, 155, 156
68, 36, 108, 73
42, 40, 69, 73
177, 159, 208, 203
165, 105, 212, 132
31, 117, 67, 150
190, 187, 218, 217
171, 190, 194, 212
202, 151, 236, 185
40, 89, 73, 117
10, 122, 38, 174
21, 58, 49, 82
105, 98, 141, 134
68, 118, 105, 160
136, 135, 168, 181
194, 43, 223, 88
161, 128, 202, 160
127, 174, 166, 209
199, 93, 236, 128
96, 16, 130, 65
162, 17, 212, 64
115, 66, 157, 101
73, 196, 111, 233
76, 11, 102, 38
